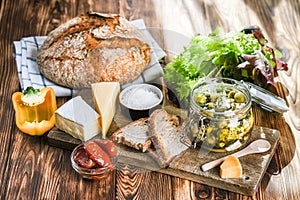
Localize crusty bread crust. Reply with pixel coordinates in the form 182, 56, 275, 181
37, 12, 151, 88
148, 109, 189, 167
111, 117, 152, 152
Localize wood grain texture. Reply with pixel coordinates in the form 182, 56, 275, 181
1, 0, 300, 199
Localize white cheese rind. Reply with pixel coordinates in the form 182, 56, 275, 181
55, 96, 101, 141
91, 82, 120, 138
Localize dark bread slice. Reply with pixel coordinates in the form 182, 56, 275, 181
148, 109, 189, 167
111, 117, 152, 152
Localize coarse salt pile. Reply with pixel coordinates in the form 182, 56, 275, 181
127, 87, 160, 109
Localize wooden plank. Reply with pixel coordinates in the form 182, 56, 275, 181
139, 1, 300, 199
0, 0, 119, 199
1, 0, 300, 199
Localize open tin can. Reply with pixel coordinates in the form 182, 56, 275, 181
181, 78, 254, 152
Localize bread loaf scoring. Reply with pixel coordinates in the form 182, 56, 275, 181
37, 12, 151, 88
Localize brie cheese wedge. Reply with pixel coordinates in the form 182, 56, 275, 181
55, 96, 101, 141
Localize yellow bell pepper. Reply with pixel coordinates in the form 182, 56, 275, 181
12, 87, 57, 136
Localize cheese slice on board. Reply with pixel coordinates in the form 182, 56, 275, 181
220, 155, 243, 178
55, 96, 101, 141
91, 82, 120, 138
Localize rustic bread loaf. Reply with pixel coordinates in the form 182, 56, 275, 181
111, 117, 152, 152
37, 12, 151, 88
148, 109, 189, 167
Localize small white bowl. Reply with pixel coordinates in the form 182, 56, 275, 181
119, 84, 163, 120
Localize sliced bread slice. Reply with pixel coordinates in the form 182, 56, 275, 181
148, 109, 189, 167
110, 117, 152, 152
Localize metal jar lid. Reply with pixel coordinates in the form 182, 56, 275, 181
242, 81, 289, 114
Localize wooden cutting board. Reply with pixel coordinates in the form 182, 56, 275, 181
48, 107, 279, 197
47, 83, 279, 196
113, 125, 279, 196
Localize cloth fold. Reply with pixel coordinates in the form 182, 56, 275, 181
13, 19, 166, 97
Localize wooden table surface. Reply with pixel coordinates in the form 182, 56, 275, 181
1, 0, 300, 199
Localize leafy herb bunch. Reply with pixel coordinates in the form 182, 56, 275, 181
164, 27, 288, 106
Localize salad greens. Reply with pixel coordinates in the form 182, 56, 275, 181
164, 28, 288, 105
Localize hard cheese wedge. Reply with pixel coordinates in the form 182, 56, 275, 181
220, 155, 243, 178
55, 96, 101, 141
91, 82, 120, 138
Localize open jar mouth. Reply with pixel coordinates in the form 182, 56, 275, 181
190, 77, 252, 118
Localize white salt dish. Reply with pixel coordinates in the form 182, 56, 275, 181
119, 84, 163, 120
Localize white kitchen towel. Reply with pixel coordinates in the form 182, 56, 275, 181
13, 19, 166, 97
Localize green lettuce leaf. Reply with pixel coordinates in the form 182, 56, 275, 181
164, 29, 287, 106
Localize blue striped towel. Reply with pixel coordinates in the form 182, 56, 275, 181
13, 19, 166, 97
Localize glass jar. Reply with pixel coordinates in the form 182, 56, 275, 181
182, 78, 254, 152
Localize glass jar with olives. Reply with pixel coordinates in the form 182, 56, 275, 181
181, 78, 254, 152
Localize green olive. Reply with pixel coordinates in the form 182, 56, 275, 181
196, 94, 207, 104
228, 90, 236, 98
234, 92, 246, 103
205, 102, 214, 109
218, 142, 225, 148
